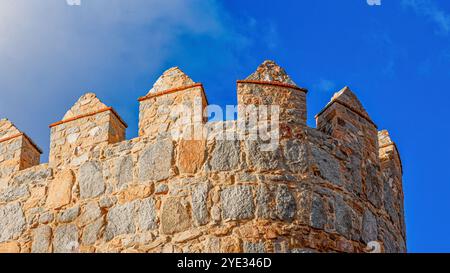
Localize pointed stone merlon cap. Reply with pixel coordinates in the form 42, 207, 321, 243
315, 86, 377, 128
237, 60, 308, 126
137, 67, 208, 104
237, 60, 307, 92
137, 67, 208, 138
378, 129, 403, 174
48, 93, 127, 166
0, 118, 42, 173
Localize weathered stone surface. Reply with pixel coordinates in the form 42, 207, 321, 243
62, 93, 108, 120
0, 185, 29, 202
155, 183, 169, 194
243, 241, 265, 253
384, 180, 399, 224
147, 66, 195, 94
346, 155, 362, 195
291, 248, 319, 253
39, 212, 54, 224
161, 197, 191, 234
105, 202, 136, 241
221, 185, 254, 220
245, 60, 296, 85
335, 197, 356, 240
0, 202, 26, 243
31, 225, 52, 253
136, 197, 157, 231
283, 140, 308, 173
311, 194, 327, 229
210, 141, 240, 171
58, 206, 80, 223
246, 140, 283, 171
273, 239, 290, 253
46, 169, 74, 209
99, 196, 117, 208
172, 229, 202, 243
381, 228, 397, 253
139, 140, 173, 182
0, 241, 20, 253
203, 236, 220, 253
275, 185, 296, 221
256, 184, 273, 219
79, 201, 102, 226
362, 209, 378, 243
191, 182, 209, 226
78, 161, 105, 199
178, 140, 205, 174
311, 146, 341, 186
220, 236, 242, 253
53, 224, 79, 253
365, 163, 382, 208
13, 164, 53, 185
26, 207, 41, 228
82, 218, 104, 245
117, 155, 133, 189
329, 86, 371, 120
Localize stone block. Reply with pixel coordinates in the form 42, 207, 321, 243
53, 224, 79, 253
46, 169, 74, 209
81, 218, 104, 246
311, 146, 342, 186
139, 140, 173, 182
136, 197, 157, 231
210, 141, 240, 171
161, 197, 191, 234
0, 241, 20, 253
221, 185, 254, 220
191, 182, 209, 226
0, 202, 26, 243
78, 161, 105, 199
31, 225, 52, 253
275, 185, 296, 221
105, 202, 136, 241
178, 140, 205, 174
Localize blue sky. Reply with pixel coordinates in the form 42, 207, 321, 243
0, 0, 449, 252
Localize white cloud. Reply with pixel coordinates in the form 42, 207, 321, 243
402, 0, 450, 35
314, 79, 336, 92
0, 0, 236, 157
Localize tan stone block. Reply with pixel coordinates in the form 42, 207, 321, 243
213, 225, 233, 236
161, 197, 191, 234
117, 184, 153, 204
23, 186, 46, 211
177, 140, 205, 174
172, 229, 202, 243
237, 225, 259, 239
0, 241, 20, 253
46, 169, 74, 209
79, 246, 96, 253
220, 236, 241, 253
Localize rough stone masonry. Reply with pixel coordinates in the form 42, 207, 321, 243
0, 60, 405, 253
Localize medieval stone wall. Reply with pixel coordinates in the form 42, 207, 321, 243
0, 61, 406, 253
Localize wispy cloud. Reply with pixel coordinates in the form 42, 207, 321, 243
365, 31, 401, 77
314, 79, 336, 93
402, 0, 450, 35
0, 0, 246, 158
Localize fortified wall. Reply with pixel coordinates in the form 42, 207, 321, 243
0, 61, 406, 253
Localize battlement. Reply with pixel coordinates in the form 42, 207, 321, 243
0, 119, 42, 179
0, 61, 405, 253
